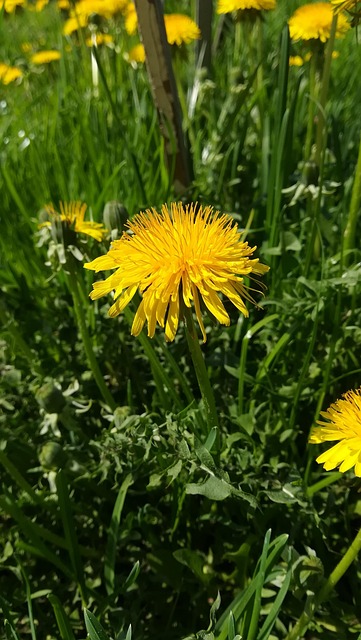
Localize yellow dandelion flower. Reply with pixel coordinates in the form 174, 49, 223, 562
310, 388, 361, 476
125, 2, 137, 34
70, 0, 127, 19
164, 14, 201, 46
21, 42, 33, 52
288, 3, 350, 43
63, 14, 88, 35
289, 55, 304, 66
217, 0, 275, 13
34, 0, 49, 10
84, 203, 269, 343
57, 0, 70, 8
0, 0, 25, 12
127, 43, 145, 63
31, 50, 61, 64
85, 33, 114, 46
44, 202, 106, 242
0, 62, 23, 84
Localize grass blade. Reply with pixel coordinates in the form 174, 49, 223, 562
55, 470, 88, 604
104, 473, 133, 596
48, 594, 76, 640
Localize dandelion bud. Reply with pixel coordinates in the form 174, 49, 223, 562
38, 207, 51, 224
103, 201, 129, 233
35, 381, 66, 414
39, 441, 67, 471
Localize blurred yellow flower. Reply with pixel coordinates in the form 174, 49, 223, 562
310, 387, 361, 476
217, 0, 276, 13
70, 0, 127, 19
34, 0, 49, 10
57, 0, 70, 8
85, 33, 114, 46
0, 0, 25, 12
127, 43, 145, 63
31, 50, 61, 64
63, 14, 88, 35
289, 55, 304, 66
43, 202, 106, 242
0, 62, 23, 84
84, 203, 269, 343
124, 2, 137, 34
124, 8, 201, 45
288, 2, 350, 42
164, 14, 201, 46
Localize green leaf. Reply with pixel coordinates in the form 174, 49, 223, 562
173, 549, 210, 584
186, 476, 232, 501
84, 609, 111, 640
48, 594, 76, 640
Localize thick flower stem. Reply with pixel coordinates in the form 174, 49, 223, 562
286, 526, 361, 640
304, 52, 317, 165
66, 262, 117, 411
343, 132, 361, 265
183, 306, 219, 437
314, 13, 338, 168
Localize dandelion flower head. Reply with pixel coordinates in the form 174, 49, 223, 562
289, 55, 304, 66
217, 0, 276, 14
164, 14, 201, 45
31, 50, 61, 64
0, 0, 25, 12
124, 1, 137, 35
288, 3, 350, 42
63, 14, 88, 35
70, 0, 127, 19
127, 43, 145, 64
0, 63, 23, 84
43, 202, 106, 242
310, 387, 361, 476
84, 203, 269, 343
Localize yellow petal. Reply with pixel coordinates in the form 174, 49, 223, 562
165, 295, 179, 342
131, 300, 146, 336
108, 284, 138, 318
85, 254, 119, 272
200, 285, 230, 325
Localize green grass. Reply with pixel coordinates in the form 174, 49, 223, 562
1, 1, 361, 639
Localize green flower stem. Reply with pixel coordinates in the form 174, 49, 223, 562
66, 261, 117, 411
305, 471, 341, 498
304, 51, 317, 164
343, 132, 361, 264
314, 14, 338, 168
183, 306, 219, 436
286, 526, 361, 640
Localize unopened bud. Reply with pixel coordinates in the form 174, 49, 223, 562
103, 201, 128, 232
36, 382, 66, 414
39, 441, 67, 470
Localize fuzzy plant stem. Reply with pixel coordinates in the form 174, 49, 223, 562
183, 306, 219, 436
286, 526, 361, 640
66, 261, 117, 411
343, 132, 361, 264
